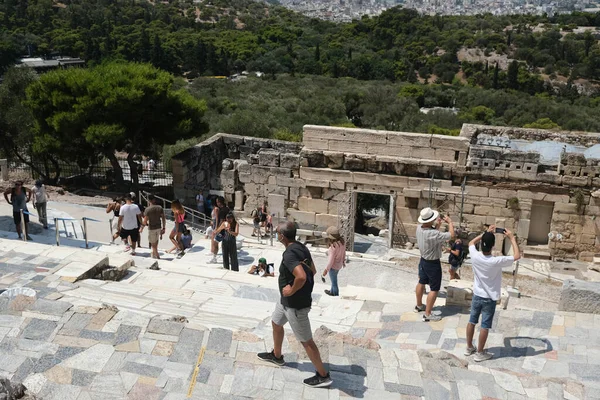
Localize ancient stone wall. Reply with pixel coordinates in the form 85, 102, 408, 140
173, 124, 600, 260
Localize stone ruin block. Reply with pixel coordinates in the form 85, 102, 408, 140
280, 153, 300, 169
248, 154, 259, 165
323, 151, 344, 169
271, 140, 303, 153
561, 153, 587, 167
587, 158, 600, 167
559, 279, 600, 314
500, 151, 540, 164
344, 155, 365, 171
562, 176, 590, 187
480, 159, 496, 169
446, 279, 507, 308
222, 159, 234, 171
562, 165, 581, 177
467, 158, 482, 168
522, 163, 538, 174
258, 149, 280, 167
580, 166, 598, 178
300, 150, 326, 168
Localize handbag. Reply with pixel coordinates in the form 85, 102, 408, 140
214, 231, 224, 242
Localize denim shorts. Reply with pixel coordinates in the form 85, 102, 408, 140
469, 295, 496, 329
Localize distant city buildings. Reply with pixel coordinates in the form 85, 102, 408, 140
276, 0, 600, 22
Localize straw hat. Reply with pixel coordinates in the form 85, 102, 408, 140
417, 207, 439, 224
325, 226, 342, 240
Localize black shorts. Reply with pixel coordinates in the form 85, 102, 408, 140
418, 258, 442, 292
120, 228, 139, 242
13, 211, 29, 225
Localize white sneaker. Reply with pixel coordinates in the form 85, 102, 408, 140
474, 351, 493, 362
422, 313, 441, 322
464, 346, 476, 356
210, 256, 217, 263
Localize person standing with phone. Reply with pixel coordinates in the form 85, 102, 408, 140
465, 225, 520, 362
216, 212, 239, 271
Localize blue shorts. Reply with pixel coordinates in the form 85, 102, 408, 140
450, 263, 460, 271
469, 295, 496, 330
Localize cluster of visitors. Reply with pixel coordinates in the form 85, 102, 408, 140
413, 206, 520, 361
3, 180, 51, 240
251, 202, 272, 237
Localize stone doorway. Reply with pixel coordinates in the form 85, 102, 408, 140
528, 200, 554, 245
351, 192, 393, 254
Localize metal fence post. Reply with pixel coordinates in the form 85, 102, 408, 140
71, 222, 78, 239
62, 219, 68, 237
20, 210, 26, 242
55, 218, 60, 246
83, 218, 89, 248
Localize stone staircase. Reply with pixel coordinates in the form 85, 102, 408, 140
522, 244, 552, 260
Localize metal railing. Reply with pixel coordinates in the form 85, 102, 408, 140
139, 191, 211, 232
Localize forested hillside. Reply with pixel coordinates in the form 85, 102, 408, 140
2, 0, 600, 85
2, 0, 600, 166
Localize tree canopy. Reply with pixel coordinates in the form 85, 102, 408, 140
25, 62, 208, 185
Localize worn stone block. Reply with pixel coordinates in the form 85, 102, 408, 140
280, 153, 300, 169
344, 156, 365, 171
434, 149, 456, 162
329, 181, 345, 190
302, 137, 329, 151
304, 179, 329, 188
258, 149, 279, 167
298, 197, 329, 214
299, 167, 353, 183
387, 131, 431, 147
323, 151, 344, 169
315, 214, 338, 228
559, 279, 600, 314
430, 135, 469, 151
563, 176, 590, 187
555, 203, 578, 214
287, 209, 316, 225
268, 194, 286, 216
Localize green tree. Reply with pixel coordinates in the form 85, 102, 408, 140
507, 60, 519, 90
523, 118, 560, 129
0, 67, 53, 177
459, 105, 495, 124
26, 62, 208, 187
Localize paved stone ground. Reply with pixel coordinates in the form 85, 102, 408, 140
0, 237, 598, 399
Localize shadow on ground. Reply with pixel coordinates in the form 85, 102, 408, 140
286, 361, 367, 397
487, 336, 553, 359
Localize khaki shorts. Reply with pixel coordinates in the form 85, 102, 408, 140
272, 302, 312, 343
148, 229, 161, 245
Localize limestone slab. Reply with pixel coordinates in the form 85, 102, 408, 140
60, 344, 115, 372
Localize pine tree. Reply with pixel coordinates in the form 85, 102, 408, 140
493, 62, 499, 89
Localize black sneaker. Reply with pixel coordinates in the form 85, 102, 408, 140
303, 371, 333, 388
414, 305, 426, 313
257, 350, 285, 366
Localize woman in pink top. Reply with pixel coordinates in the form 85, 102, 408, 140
322, 226, 346, 297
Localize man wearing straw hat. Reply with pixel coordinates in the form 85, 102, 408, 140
415, 207, 455, 322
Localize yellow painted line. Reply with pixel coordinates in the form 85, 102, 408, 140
186, 346, 206, 398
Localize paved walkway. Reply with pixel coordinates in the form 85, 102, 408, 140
0, 201, 597, 399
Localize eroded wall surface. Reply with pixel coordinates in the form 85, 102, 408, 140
173, 124, 600, 260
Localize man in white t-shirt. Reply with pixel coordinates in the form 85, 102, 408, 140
118, 194, 142, 255
465, 225, 520, 362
